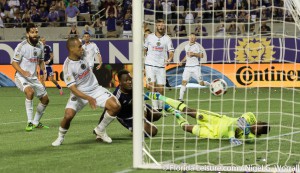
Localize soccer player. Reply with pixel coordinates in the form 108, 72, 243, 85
98, 70, 162, 138
144, 19, 174, 111
39, 37, 63, 95
11, 23, 50, 131
82, 32, 103, 70
178, 33, 210, 102
145, 92, 270, 146
51, 37, 121, 147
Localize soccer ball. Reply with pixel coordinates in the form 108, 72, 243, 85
210, 79, 228, 96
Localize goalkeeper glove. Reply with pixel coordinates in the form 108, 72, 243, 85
237, 117, 251, 135
230, 138, 242, 146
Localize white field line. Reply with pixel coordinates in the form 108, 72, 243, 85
0, 113, 100, 125
115, 130, 300, 173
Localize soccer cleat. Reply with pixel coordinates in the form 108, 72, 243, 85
144, 92, 160, 100
33, 122, 49, 129
52, 137, 64, 147
93, 128, 112, 143
59, 88, 64, 95
25, 122, 34, 131
177, 99, 184, 103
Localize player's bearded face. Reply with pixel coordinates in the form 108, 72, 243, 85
27, 28, 39, 45
156, 23, 165, 35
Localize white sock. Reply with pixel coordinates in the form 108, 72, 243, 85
25, 99, 33, 123
33, 103, 47, 125
97, 111, 116, 132
152, 100, 159, 110
179, 85, 186, 100
58, 127, 68, 138
204, 81, 210, 86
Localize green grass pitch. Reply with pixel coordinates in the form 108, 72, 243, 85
0, 87, 299, 173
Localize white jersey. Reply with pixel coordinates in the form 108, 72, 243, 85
144, 33, 174, 67
12, 40, 44, 79
185, 42, 203, 67
63, 57, 99, 92
82, 42, 100, 68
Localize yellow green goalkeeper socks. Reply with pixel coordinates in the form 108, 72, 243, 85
163, 97, 186, 111
174, 111, 189, 128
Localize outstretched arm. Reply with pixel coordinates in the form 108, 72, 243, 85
69, 85, 97, 110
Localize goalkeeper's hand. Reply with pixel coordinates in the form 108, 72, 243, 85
237, 117, 251, 135
230, 138, 242, 146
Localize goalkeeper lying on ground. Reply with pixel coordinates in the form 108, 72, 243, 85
145, 92, 270, 146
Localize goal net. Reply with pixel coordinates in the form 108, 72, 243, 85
133, 0, 300, 172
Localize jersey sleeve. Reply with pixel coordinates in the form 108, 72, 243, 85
197, 44, 203, 54
39, 44, 45, 60
167, 37, 174, 52
144, 36, 150, 49
63, 63, 76, 87
13, 43, 24, 62
93, 44, 100, 55
227, 125, 236, 139
48, 45, 53, 53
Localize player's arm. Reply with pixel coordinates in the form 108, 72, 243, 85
166, 37, 174, 64
12, 61, 31, 77
69, 85, 97, 110
39, 44, 47, 80
64, 67, 96, 109
45, 52, 54, 65
95, 45, 102, 70
167, 50, 174, 62
96, 53, 102, 70
179, 56, 187, 66
39, 59, 47, 74
228, 125, 242, 146
189, 52, 203, 58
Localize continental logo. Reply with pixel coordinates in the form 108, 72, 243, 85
235, 38, 275, 62
236, 66, 299, 86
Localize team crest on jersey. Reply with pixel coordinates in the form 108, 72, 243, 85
23, 82, 28, 86
81, 64, 86, 70
147, 77, 151, 82
34, 51, 37, 56
156, 41, 161, 46
71, 96, 77, 101
66, 76, 71, 82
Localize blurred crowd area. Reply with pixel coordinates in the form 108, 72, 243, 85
0, 0, 296, 39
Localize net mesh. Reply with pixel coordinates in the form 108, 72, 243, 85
139, 0, 300, 171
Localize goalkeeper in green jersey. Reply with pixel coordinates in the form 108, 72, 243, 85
146, 92, 270, 146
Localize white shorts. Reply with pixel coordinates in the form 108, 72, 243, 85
67, 16, 77, 25
182, 66, 202, 83
15, 76, 47, 98
66, 86, 117, 112
145, 65, 166, 85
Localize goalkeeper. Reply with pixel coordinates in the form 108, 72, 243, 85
146, 92, 270, 146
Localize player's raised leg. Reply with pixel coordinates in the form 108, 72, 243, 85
52, 108, 76, 146
94, 96, 120, 143
33, 93, 49, 129
179, 80, 187, 102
